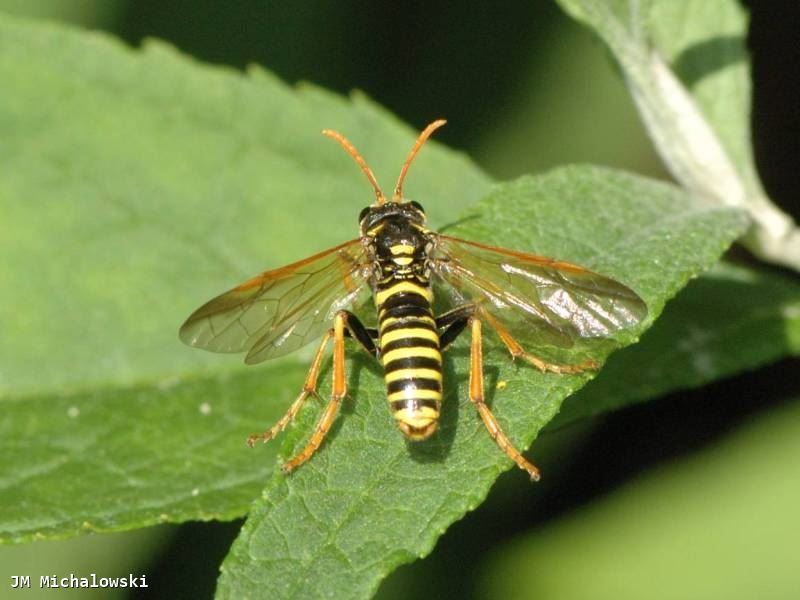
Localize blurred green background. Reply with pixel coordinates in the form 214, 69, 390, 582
1, 1, 798, 599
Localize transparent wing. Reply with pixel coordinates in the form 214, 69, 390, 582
179, 239, 370, 364
431, 235, 647, 349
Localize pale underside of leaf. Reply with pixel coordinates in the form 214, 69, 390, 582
554, 0, 800, 270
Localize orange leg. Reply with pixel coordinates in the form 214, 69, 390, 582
281, 311, 349, 474
246, 328, 333, 447
469, 318, 541, 481
481, 310, 598, 374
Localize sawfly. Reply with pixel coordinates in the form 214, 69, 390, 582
180, 120, 647, 479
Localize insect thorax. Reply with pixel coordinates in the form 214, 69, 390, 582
366, 215, 432, 284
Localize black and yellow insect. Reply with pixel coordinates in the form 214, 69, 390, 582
179, 120, 647, 479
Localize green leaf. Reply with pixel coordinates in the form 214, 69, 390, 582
554, 0, 800, 270
0, 13, 490, 542
480, 395, 800, 599
216, 167, 748, 599
555, 261, 800, 426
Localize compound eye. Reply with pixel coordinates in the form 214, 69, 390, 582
409, 200, 425, 213
358, 206, 371, 222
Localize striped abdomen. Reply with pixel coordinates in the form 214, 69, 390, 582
376, 277, 442, 440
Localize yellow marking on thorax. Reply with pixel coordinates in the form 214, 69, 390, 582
380, 327, 438, 346
390, 243, 416, 255
375, 280, 433, 306
388, 243, 419, 267
367, 223, 385, 236
384, 368, 442, 383
382, 346, 441, 365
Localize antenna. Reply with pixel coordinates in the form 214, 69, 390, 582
392, 119, 447, 203
322, 129, 386, 205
